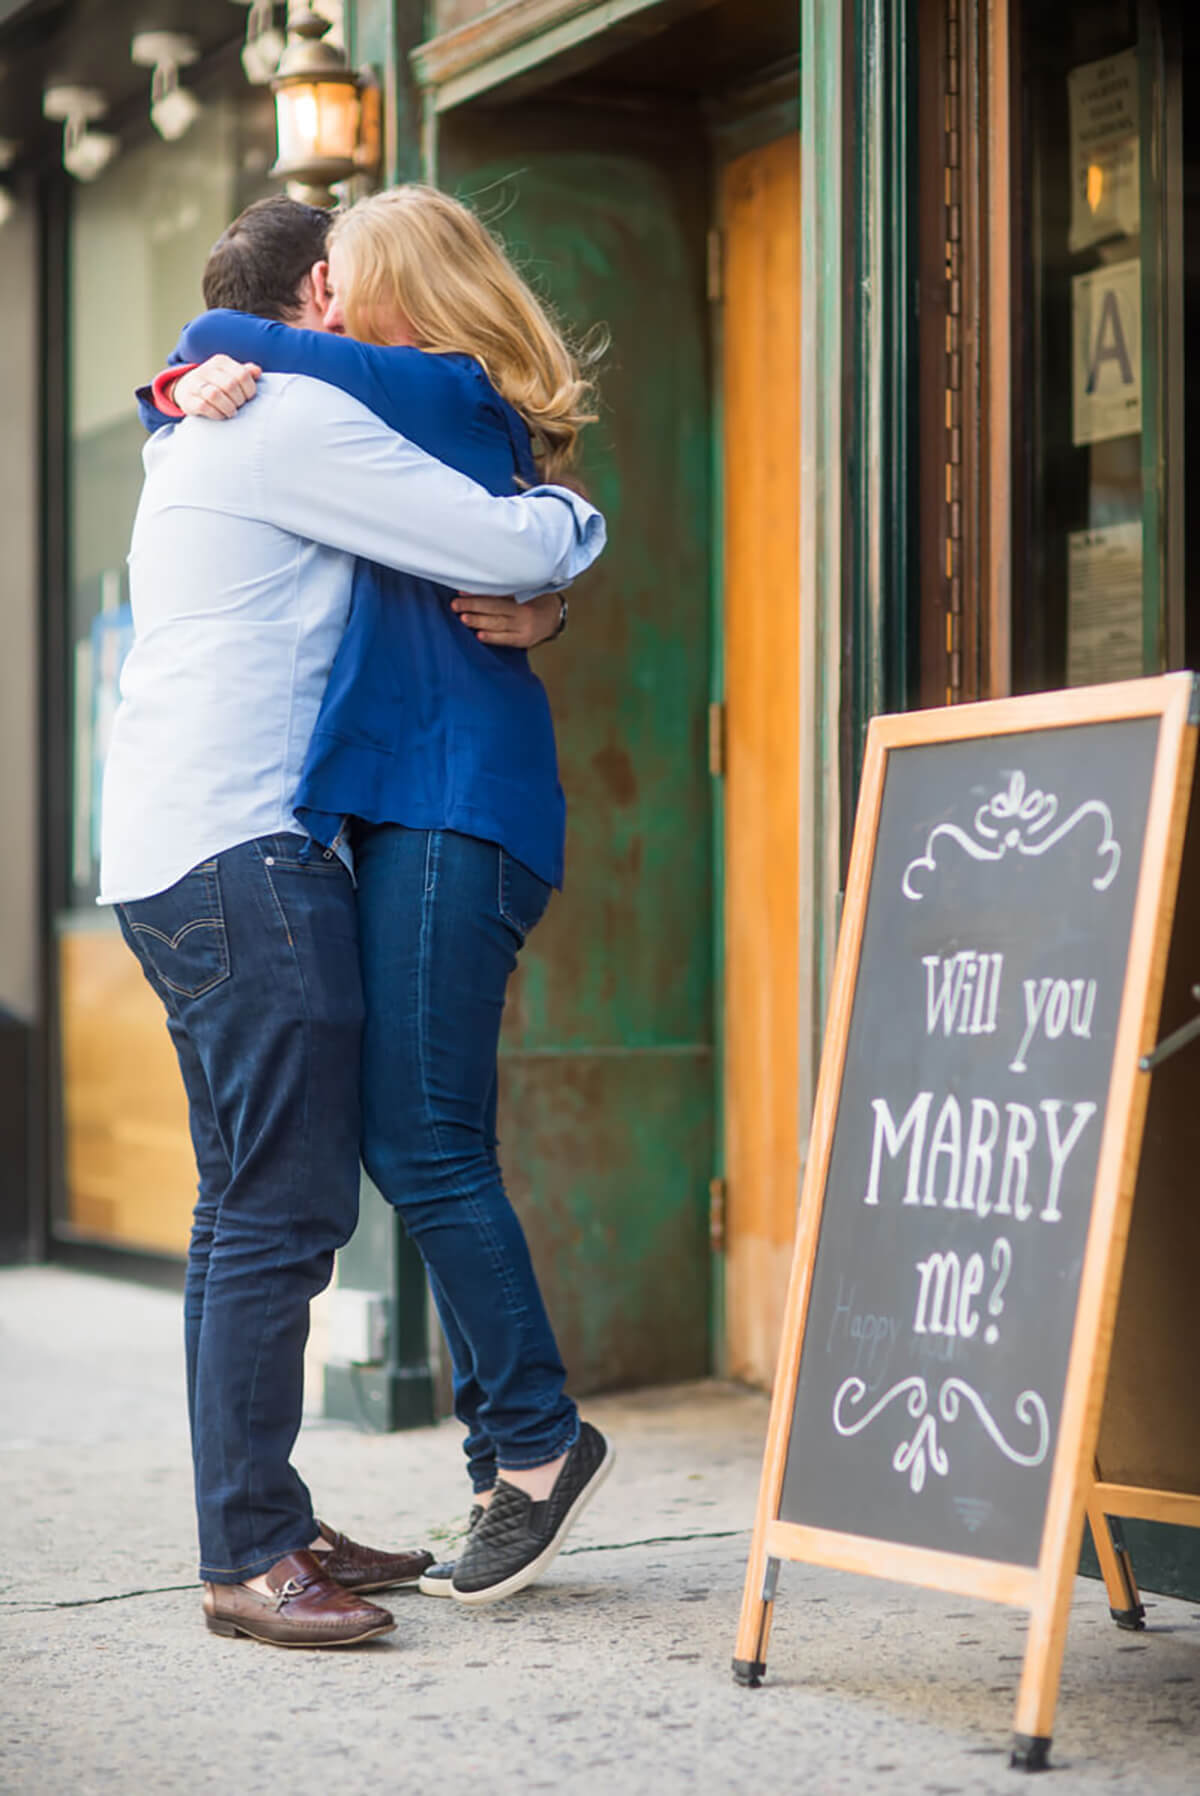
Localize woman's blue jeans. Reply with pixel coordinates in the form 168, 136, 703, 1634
356, 824, 578, 1492
117, 835, 363, 1582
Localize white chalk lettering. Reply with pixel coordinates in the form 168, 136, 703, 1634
913, 1248, 986, 1339
970, 955, 993, 1034
996, 1103, 1038, 1220
923, 1095, 963, 1208
923, 954, 970, 1035
1044, 979, 1070, 1039
923, 951, 1005, 1037
1010, 978, 1050, 1074
863, 1092, 934, 1206
913, 1251, 961, 1335
1070, 979, 1097, 1038
1010, 974, 1098, 1073
958, 1252, 984, 1337
962, 1098, 1000, 1216
865, 1090, 1096, 1223
1039, 1100, 1097, 1222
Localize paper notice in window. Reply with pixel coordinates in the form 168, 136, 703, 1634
1067, 523, 1144, 687
1072, 260, 1142, 445
1068, 51, 1139, 253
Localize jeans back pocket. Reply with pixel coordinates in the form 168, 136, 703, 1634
497, 849, 551, 943
119, 861, 231, 999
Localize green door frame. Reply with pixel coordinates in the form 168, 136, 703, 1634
798, 0, 847, 1100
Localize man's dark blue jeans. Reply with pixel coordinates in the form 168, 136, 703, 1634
116, 833, 363, 1583
356, 824, 579, 1492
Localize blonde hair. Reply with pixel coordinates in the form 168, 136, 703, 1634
328, 185, 600, 476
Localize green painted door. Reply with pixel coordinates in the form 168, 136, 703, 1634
434, 132, 716, 1390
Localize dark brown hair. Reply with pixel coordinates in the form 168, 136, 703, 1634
202, 196, 332, 321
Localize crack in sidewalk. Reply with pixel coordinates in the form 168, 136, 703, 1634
0, 1527, 751, 1614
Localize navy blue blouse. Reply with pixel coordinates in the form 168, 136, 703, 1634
139, 310, 568, 888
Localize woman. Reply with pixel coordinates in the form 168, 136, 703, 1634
154, 186, 612, 1605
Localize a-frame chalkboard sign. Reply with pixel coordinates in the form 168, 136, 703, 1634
734, 674, 1200, 1769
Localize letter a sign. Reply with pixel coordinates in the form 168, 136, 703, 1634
1073, 259, 1142, 446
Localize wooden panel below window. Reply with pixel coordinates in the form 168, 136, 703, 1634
59, 924, 193, 1254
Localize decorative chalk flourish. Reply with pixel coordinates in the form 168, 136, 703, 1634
832, 1375, 1050, 1495
902, 771, 1121, 901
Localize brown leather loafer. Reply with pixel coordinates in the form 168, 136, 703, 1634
311, 1519, 434, 1592
203, 1550, 396, 1648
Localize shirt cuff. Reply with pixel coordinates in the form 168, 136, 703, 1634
150, 363, 197, 418
510, 487, 606, 600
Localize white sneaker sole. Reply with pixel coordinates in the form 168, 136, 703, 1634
417, 1570, 455, 1598
450, 1438, 615, 1608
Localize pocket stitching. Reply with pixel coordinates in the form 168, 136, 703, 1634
130, 916, 224, 952
497, 851, 526, 937
260, 860, 295, 948
497, 850, 547, 940
127, 864, 229, 997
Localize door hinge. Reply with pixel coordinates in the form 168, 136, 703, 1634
708, 699, 726, 777
709, 1176, 727, 1252
706, 227, 723, 304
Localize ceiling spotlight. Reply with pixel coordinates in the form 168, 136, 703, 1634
43, 86, 119, 182
131, 31, 201, 142
150, 63, 202, 140
240, 2, 286, 87
0, 187, 14, 229
64, 116, 119, 179
0, 138, 18, 171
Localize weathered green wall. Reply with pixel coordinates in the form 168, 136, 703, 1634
436, 111, 716, 1389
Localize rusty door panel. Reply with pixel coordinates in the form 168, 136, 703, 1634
437, 134, 714, 1391
499, 1054, 713, 1385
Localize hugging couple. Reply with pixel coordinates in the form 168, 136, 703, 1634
99, 186, 613, 1648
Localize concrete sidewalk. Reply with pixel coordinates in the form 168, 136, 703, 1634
0, 1267, 1197, 1795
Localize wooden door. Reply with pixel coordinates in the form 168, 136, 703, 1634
721, 132, 802, 1386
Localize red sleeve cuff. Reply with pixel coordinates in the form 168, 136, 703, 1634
151, 363, 197, 418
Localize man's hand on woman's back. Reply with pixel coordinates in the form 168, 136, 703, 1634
452, 591, 565, 650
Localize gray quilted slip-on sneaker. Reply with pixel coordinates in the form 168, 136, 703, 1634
417, 1504, 485, 1597
451, 1422, 614, 1606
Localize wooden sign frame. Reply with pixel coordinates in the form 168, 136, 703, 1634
734, 674, 1199, 1770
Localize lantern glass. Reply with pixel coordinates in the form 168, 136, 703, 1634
274, 77, 359, 175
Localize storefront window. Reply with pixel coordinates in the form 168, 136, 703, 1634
1014, 2, 1176, 692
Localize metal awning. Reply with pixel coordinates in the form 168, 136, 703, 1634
411, 0, 721, 114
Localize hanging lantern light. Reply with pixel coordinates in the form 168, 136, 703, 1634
271, 8, 366, 206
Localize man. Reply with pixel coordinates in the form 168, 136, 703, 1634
101, 198, 604, 1649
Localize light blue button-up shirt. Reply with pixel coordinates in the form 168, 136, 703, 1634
99, 372, 605, 904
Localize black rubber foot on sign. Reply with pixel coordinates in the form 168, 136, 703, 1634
1110, 1603, 1146, 1632
732, 1658, 767, 1688
1010, 1734, 1051, 1773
